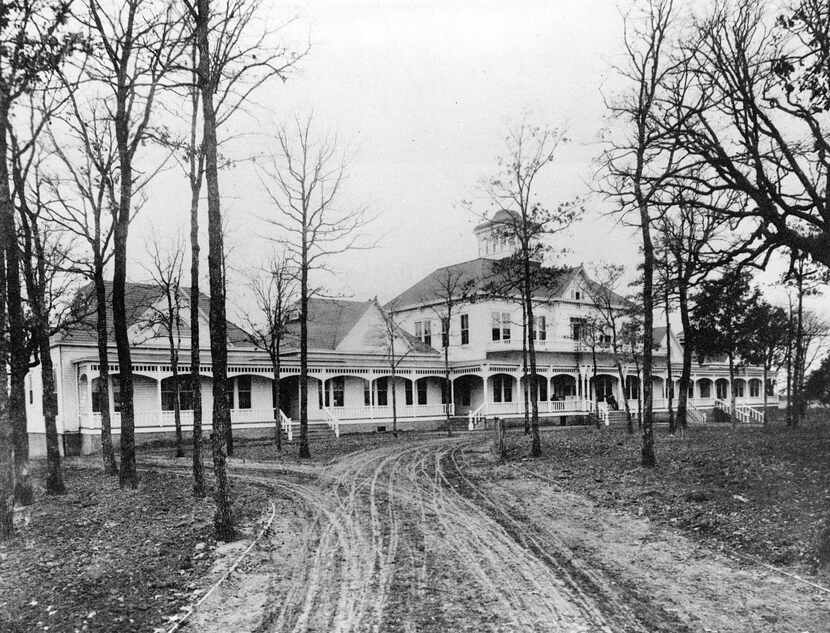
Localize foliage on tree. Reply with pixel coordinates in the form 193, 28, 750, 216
691, 269, 762, 423
743, 300, 789, 423
804, 353, 830, 406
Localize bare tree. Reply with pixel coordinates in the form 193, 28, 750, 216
144, 235, 186, 458
13, 154, 88, 496
601, 0, 679, 467
376, 302, 418, 438
85, 0, 186, 488
46, 90, 120, 475
183, 0, 305, 537
667, 0, 830, 268
0, 0, 79, 509
259, 114, 373, 459
422, 268, 476, 436
587, 263, 635, 434
245, 254, 298, 451
0, 232, 11, 538
479, 122, 580, 457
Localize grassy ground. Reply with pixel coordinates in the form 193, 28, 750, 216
0, 465, 270, 633
501, 417, 830, 575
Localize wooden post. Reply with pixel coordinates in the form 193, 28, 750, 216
494, 416, 506, 459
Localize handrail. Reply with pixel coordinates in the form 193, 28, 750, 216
597, 401, 610, 426
468, 403, 485, 430
322, 407, 340, 438
687, 401, 706, 425
278, 409, 293, 442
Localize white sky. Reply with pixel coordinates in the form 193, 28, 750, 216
130, 0, 828, 320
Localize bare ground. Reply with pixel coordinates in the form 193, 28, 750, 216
181, 433, 830, 633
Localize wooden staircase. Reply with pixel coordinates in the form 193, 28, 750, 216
282, 420, 337, 443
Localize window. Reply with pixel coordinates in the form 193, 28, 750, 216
716, 380, 727, 400
699, 381, 711, 399
237, 376, 252, 409
460, 314, 469, 345
376, 377, 388, 406
161, 377, 192, 411
492, 375, 513, 403
112, 376, 123, 413
528, 377, 547, 401
600, 332, 612, 346
532, 316, 547, 341
570, 317, 586, 340
491, 312, 511, 341
415, 320, 432, 346
326, 377, 344, 407
441, 317, 450, 348
405, 380, 413, 405
92, 378, 105, 412
571, 288, 582, 300
733, 380, 745, 397
441, 380, 450, 404
416, 379, 428, 405
364, 380, 371, 406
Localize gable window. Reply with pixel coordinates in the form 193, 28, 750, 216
460, 314, 469, 345
416, 378, 428, 405
441, 317, 450, 348
405, 380, 413, 405
492, 375, 513, 403
532, 316, 547, 341
415, 320, 431, 346
376, 377, 388, 406
491, 312, 511, 341
570, 317, 586, 340
571, 288, 582, 301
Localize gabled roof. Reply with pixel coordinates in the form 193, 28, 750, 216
386, 258, 587, 311
58, 281, 250, 345
284, 298, 373, 351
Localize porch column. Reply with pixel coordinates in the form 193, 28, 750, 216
108, 375, 116, 430
156, 378, 163, 426
482, 374, 489, 415
449, 378, 454, 416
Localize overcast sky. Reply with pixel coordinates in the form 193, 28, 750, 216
131, 0, 827, 317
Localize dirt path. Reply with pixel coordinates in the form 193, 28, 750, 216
182, 437, 830, 632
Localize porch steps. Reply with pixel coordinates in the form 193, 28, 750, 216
283, 421, 337, 442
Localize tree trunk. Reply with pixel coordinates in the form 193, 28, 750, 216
94, 270, 118, 475
521, 297, 529, 435
271, 355, 282, 450
785, 297, 793, 427
676, 275, 692, 431
189, 40, 205, 498
728, 352, 737, 427
299, 233, 310, 459
793, 275, 805, 426
762, 360, 769, 426
197, 0, 234, 540
38, 333, 65, 494
612, 339, 633, 434
638, 195, 656, 468
170, 340, 183, 458
523, 265, 541, 457
444, 314, 452, 437
0, 101, 32, 506
665, 289, 674, 434
0, 238, 15, 539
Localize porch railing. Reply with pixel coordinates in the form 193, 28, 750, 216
468, 403, 485, 430
279, 410, 293, 442
322, 407, 340, 437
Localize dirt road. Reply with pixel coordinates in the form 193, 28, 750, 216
184, 436, 829, 633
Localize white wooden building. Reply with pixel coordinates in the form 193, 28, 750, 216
25, 218, 773, 455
